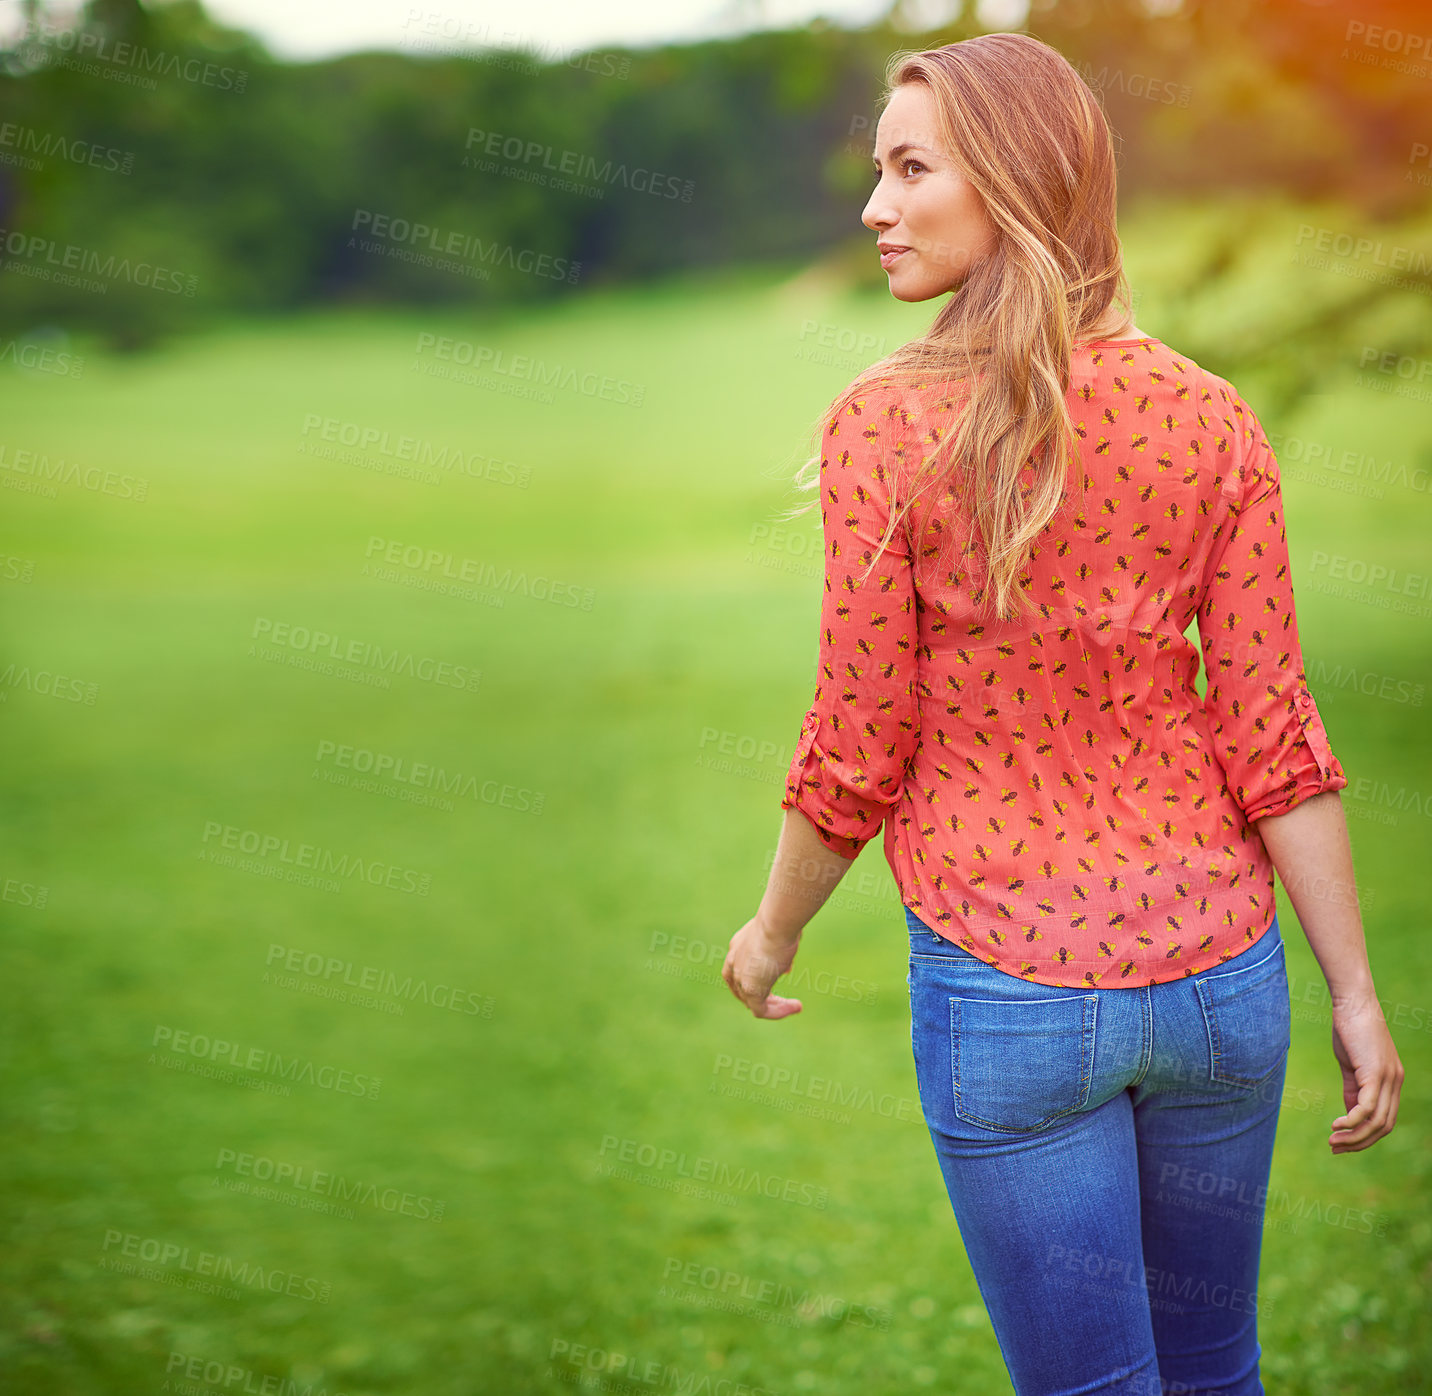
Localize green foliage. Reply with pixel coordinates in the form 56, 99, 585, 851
0, 0, 1426, 350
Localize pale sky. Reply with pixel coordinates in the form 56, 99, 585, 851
0, 0, 1035, 62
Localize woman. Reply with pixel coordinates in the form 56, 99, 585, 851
722, 33, 1403, 1396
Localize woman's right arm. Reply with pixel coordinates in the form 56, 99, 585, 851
1195, 389, 1402, 1153
1253, 792, 1403, 1153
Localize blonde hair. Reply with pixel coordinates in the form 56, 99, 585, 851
786, 32, 1133, 622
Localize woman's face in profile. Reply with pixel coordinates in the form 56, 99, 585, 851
862, 82, 998, 303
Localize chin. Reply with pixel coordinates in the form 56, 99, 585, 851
888, 277, 949, 303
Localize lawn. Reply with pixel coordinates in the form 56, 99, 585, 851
1, 204, 1429, 1393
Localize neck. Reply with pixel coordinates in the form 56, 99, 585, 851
1081, 310, 1140, 341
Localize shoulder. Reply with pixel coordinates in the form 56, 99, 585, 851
1152, 355, 1280, 503
1145, 342, 1253, 429
824, 377, 967, 446
1105, 340, 1269, 454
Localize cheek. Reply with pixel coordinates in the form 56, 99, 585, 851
941, 189, 985, 245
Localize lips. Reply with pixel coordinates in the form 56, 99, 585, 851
878, 244, 911, 271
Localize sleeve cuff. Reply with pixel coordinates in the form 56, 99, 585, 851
1239, 680, 1349, 822
779, 709, 888, 859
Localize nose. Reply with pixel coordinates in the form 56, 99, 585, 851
862, 186, 896, 233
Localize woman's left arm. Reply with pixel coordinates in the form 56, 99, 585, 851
723, 390, 920, 1019
721, 806, 861, 1018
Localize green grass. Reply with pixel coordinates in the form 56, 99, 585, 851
1, 222, 1429, 1394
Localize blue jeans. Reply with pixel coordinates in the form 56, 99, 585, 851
905, 906, 1290, 1396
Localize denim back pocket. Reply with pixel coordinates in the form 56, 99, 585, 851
1193, 935, 1291, 1087
951, 993, 1098, 1133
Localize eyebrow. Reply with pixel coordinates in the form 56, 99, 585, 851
872, 142, 936, 169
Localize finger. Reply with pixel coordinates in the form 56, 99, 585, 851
1331, 1105, 1381, 1150
1330, 1078, 1375, 1131
1333, 1111, 1385, 1152
752, 995, 802, 1020
1330, 1114, 1373, 1147
1342, 1065, 1405, 1150
1331, 1084, 1387, 1150
1369, 1079, 1399, 1142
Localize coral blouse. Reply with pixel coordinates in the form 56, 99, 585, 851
780, 336, 1348, 987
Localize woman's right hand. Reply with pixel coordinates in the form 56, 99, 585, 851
1328, 994, 1404, 1153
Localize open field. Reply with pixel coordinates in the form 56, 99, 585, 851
2, 201, 1430, 1393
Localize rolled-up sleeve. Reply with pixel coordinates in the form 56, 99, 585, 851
780, 392, 921, 859
1196, 397, 1348, 823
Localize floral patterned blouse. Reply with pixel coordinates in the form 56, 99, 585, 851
780, 335, 1348, 988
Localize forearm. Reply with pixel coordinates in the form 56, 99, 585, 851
757, 807, 859, 943
1252, 789, 1375, 1005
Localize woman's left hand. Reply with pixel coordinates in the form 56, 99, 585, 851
722, 916, 803, 1019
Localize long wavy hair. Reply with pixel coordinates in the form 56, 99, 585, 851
784, 33, 1134, 622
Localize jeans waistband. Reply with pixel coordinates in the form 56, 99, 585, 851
904, 903, 1282, 976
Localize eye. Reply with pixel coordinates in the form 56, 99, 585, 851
871, 158, 927, 184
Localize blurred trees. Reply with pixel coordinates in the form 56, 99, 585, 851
0, 0, 1426, 347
